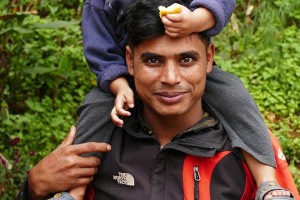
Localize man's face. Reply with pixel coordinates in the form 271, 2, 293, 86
126, 34, 214, 119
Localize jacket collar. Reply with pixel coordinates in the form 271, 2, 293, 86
123, 101, 229, 157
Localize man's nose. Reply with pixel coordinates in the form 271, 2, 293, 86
160, 62, 180, 85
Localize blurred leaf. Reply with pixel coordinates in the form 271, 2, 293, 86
0, 27, 32, 35
12, 27, 33, 34
0, 27, 11, 35
23, 67, 56, 75
30, 20, 80, 29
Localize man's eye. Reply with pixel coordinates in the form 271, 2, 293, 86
180, 57, 194, 63
144, 58, 163, 67
147, 58, 160, 64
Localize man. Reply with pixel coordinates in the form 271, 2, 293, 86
18, 0, 298, 199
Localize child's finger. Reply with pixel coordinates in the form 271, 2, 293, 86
165, 30, 181, 38
116, 105, 131, 117
124, 93, 135, 108
111, 107, 124, 127
162, 17, 183, 30
165, 26, 180, 34
165, 13, 183, 22
161, 16, 174, 27
115, 95, 131, 114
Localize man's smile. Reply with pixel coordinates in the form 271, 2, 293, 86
154, 92, 187, 104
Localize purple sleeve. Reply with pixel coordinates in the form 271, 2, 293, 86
82, 1, 128, 92
190, 0, 236, 36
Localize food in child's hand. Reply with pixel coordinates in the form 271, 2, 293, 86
158, 4, 182, 18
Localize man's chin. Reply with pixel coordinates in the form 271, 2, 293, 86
154, 108, 186, 117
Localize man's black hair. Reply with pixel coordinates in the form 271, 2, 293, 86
125, 0, 209, 48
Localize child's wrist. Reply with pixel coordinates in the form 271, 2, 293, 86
109, 77, 130, 95
192, 8, 215, 32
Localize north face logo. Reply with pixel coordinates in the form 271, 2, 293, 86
113, 172, 135, 186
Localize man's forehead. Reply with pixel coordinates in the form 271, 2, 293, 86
133, 34, 206, 55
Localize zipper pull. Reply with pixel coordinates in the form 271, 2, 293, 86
194, 166, 200, 181
193, 166, 200, 200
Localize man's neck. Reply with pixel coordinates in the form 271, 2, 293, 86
143, 107, 206, 146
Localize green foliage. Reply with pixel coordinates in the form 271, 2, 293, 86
0, 0, 299, 198
0, 0, 93, 198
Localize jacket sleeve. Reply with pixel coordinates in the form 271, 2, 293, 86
82, 1, 128, 92
189, 0, 236, 36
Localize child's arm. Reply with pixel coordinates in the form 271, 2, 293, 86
82, 1, 128, 93
189, 0, 236, 36
82, 2, 135, 127
242, 150, 293, 199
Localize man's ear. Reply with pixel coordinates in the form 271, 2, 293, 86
206, 43, 215, 74
126, 45, 134, 76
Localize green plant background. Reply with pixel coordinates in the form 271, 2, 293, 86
0, 0, 299, 198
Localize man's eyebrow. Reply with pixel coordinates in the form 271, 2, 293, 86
140, 52, 163, 60
180, 50, 200, 59
140, 50, 201, 60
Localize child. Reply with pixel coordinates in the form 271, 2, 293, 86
67, 0, 292, 199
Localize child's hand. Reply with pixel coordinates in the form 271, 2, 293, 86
111, 86, 134, 127
161, 4, 194, 37
161, 4, 215, 37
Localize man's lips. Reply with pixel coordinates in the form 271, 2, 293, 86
155, 92, 186, 104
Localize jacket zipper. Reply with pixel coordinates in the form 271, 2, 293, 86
193, 166, 200, 200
